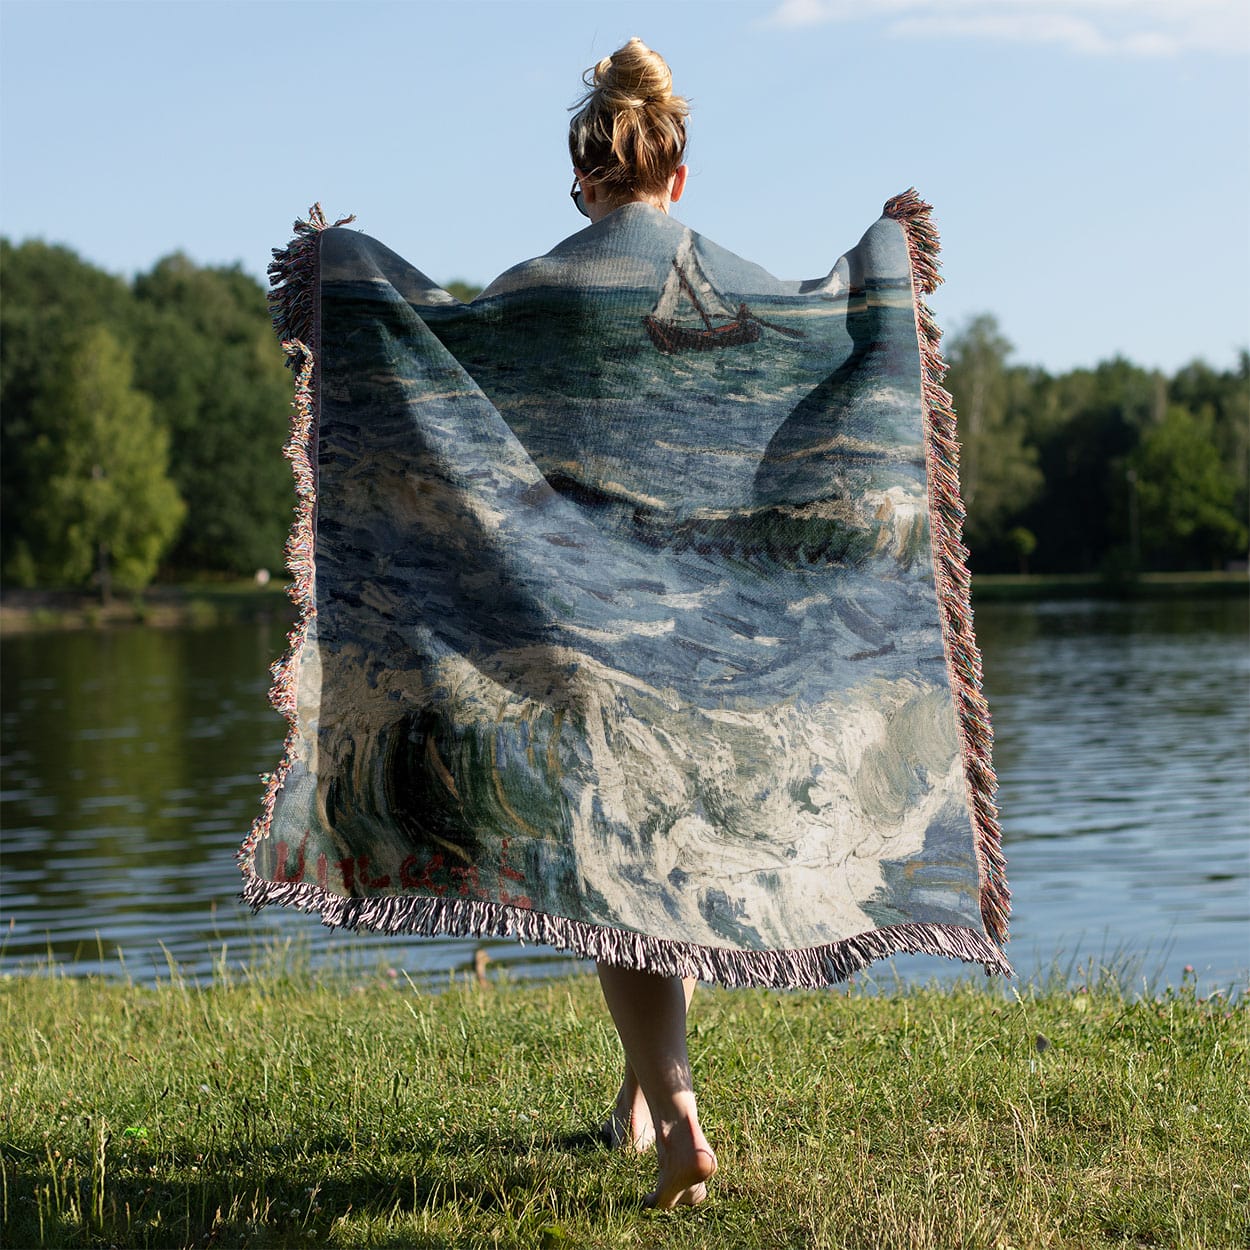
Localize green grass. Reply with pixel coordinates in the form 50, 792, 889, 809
1, 961, 1246, 1249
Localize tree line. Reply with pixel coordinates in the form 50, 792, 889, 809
2, 238, 1246, 593
2, 240, 294, 595
945, 315, 1247, 575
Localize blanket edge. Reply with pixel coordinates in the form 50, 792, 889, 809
241, 871, 1013, 986
236, 205, 351, 888
883, 188, 1011, 946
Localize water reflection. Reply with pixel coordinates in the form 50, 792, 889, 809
964, 596, 1249, 992
2, 597, 1246, 990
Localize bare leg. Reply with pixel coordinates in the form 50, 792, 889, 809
601, 978, 696, 1152
602, 1055, 654, 1151
596, 964, 716, 1208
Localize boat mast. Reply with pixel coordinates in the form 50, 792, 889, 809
674, 261, 716, 331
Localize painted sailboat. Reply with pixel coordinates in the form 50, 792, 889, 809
644, 234, 805, 354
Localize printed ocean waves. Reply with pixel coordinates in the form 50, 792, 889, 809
319, 388, 936, 625
307, 349, 940, 894
312, 463, 946, 716
362, 297, 927, 523
416, 273, 913, 313
261, 635, 975, 948
418, 286, 904, 391
327, 370, 935, 585
314, 288, 944, 717
240, 204, 1018, 983
312, 452, 944, 725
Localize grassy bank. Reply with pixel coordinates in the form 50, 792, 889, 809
2, 966, 1245, 1249
970, 570, 1248, 602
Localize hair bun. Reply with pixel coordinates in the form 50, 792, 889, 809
595, 36, 673, 109
569, 38, 689, 198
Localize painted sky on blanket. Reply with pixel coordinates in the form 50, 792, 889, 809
1, 0, 1246, 375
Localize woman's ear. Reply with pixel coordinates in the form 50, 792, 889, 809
669, 165, 689, 203
575, 168, 599, 205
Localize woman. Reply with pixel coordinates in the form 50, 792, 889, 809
244, 34, 1009, 1220
565, 38, 717, 1210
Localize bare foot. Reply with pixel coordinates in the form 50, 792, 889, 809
644, 1117, 717, 1209
601, 1078, 655, 1151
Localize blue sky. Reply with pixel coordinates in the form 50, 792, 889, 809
2, 0, 1247, 374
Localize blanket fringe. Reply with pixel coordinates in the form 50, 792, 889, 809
238, 204, 349, 875
884, 188, 1011, 946
266, 203, 355, 355
241, 872, 1014, 987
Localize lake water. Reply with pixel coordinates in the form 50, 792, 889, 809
2, 596, 1246, 994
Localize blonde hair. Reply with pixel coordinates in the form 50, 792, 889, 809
568, 38, 689, 199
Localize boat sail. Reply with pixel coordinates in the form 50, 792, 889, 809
644, 233, 802, 354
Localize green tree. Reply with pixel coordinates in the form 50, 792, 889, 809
131, 255, 293, 575
1006, 526, 1037, 574
444, 280, 483, 303
24, 327, 185, 595
1021, 358, 1163, 572
1169, 353, 1250, 536
1, 239, 139, 580
1129, 405, 1246, 570
944, 315, 1043, 566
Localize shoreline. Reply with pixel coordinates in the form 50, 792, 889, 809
969, 569, 1248, 602
0, 581, 294, 634
2, 570, 1245, 635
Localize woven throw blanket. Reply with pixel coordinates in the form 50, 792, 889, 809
239, 192, 1011, 987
